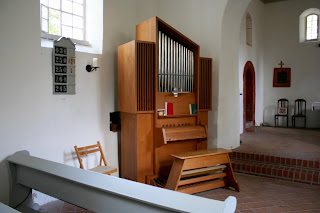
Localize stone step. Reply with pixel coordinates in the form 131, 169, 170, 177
231, 159, 320, 185
230, 151, 320, 170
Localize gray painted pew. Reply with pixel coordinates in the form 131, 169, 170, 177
7, 151, 237, 213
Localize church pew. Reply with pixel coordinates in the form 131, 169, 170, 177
0, 202, 20, 213
7, 151, 237, 213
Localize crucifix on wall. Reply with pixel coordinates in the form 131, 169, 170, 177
273, 61, 291, 87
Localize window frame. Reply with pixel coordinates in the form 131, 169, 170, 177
246, 13, 252, 47
305, 13, 319, 41
40, 0, 90, 46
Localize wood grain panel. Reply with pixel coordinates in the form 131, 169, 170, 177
178, 172, 226, 186
121, 112, 137, 180
177, 179, 226, 194
156, 117, 197, 128
118, 40, 154, 113
198, 111, 208, 126
137, 42, 154, 112
136, 17, 158, 43
156, 92, 195, 116
160, 125, 207, 143
137, 113, 154, 183
199, 58, 212, 111
118, 41, 136, 113
180, 165, 226, 178
154, 141, 198, 177
182, 154, 229, 170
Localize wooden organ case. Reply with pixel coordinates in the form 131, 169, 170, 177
118, 17, 212, 184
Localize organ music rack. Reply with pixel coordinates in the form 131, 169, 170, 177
118, 17, 212, 185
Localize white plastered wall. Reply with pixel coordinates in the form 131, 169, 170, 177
0, 0, 157, 205
238, 0, 265, 133
263, 0, 320, 128
0, 0, 257, 205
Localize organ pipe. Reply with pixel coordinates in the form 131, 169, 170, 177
158, 31, 194, 93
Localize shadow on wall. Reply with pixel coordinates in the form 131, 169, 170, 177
63, 150, 79, 168
308, 110, 320, 128
113, 50, 118, 110
207, 61, 219, 149
263, 104, 320, 128
63, 149, 110, 171
263, 105, 276, 126
0, 157, 11, 205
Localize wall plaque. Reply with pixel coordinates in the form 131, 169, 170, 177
52, 37, 76, 94
273, 61, 291, 87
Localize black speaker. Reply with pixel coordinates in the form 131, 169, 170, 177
110, 111, 121, 124
110, 111, 121, 132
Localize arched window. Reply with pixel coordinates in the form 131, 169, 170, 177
306, 14, 318, 40
299, 8, 320, 42
246, 13, 252, 46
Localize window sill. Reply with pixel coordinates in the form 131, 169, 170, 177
41, 35, 101, 54
302, 39, 320, 43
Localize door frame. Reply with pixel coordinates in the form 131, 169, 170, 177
243, 61, 256, 132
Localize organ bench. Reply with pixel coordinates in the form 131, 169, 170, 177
165, 148, 240, 194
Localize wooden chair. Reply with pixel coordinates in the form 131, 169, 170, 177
292, 99, 306, 128
274, 98, 289, 127
74, 141, 117, 175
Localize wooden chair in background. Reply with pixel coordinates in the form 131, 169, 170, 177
74, 141, 117, 175
274, 98, 289, 127
292, 99, 306, 128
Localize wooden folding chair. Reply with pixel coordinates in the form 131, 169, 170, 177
74, 141, 117, 175
275, 98, 289, 127
292, 99, 306, 128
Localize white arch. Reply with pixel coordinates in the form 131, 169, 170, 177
217, 0, 251, 149
299, 8, 320, 42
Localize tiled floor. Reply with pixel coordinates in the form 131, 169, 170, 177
38, 173, 320, 213
39, 200, 93, 213
195, 173, 320, 213
236, 127, 320, 161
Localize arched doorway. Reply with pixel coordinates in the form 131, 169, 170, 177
243, 61, 255, 132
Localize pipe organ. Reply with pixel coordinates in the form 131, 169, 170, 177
118, 17, 212, 184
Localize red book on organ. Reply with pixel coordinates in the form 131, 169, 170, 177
167, 102, 173, 115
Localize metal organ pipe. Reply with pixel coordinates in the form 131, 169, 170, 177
158, 31, 194, 93
158, 31, 162, 92
166, 37, 172, 92
170, 38, 172, 91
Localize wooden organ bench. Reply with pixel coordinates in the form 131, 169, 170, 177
165, 149, 240, 194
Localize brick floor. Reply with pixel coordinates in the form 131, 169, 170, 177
195, 173, 320, 213
38, 173, 320, 213
39, 200, 92, 213
230, 127, 320, 185
38, 127, 320, 212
